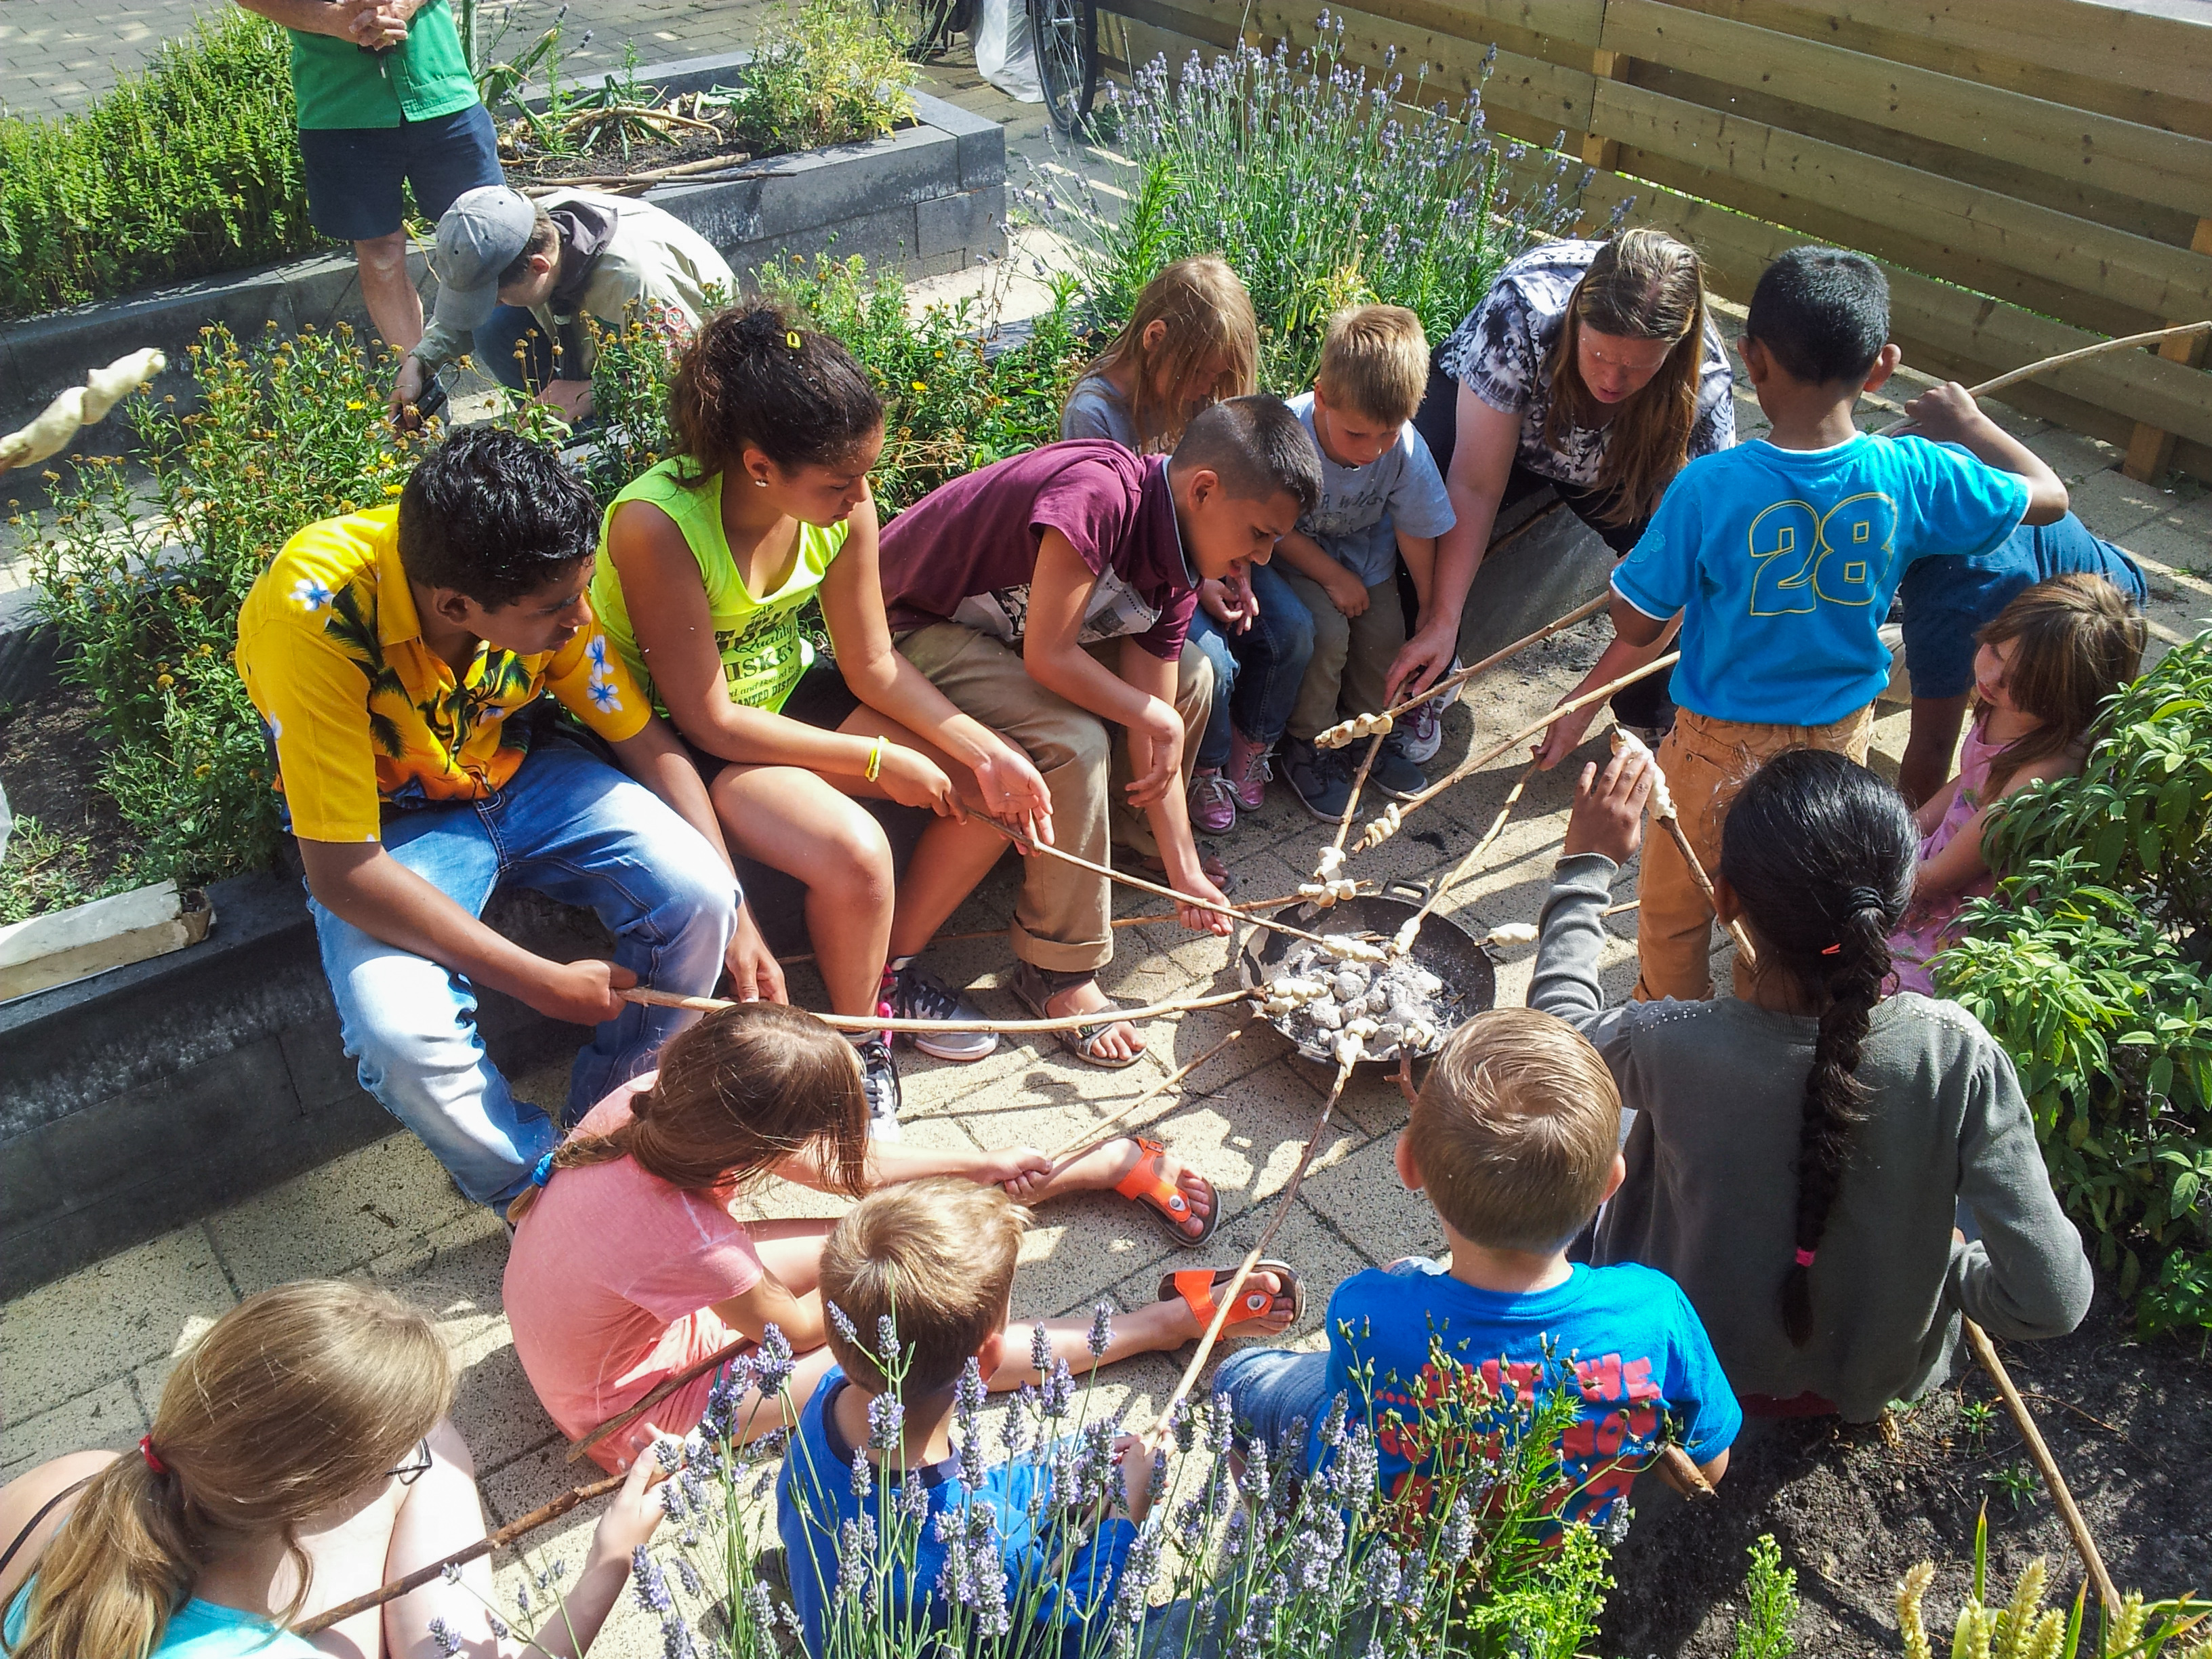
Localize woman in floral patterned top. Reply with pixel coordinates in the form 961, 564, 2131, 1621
1392, 229, 1736, 752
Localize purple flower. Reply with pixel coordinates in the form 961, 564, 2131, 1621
866, 1392, 904, 1451
876, 1315, 901, 1366
1029, 1322, 1051, 1374
827, 1301, 858, 1344
426, 1618, 462, 1658
1040, 1358, 1075, 1420
1086, 1302, 1113, 1359
631, 1547, 672, 1614
674, 1557, 703, 1597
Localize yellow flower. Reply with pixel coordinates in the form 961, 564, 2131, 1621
911, 380, 927, 392
384, 483, 404, 495
347, 400, 365, 411
157, 674, 175, 689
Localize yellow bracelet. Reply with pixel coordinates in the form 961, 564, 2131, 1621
864, 737, 884, 782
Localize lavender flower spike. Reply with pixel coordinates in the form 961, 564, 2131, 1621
1086, 1301, 1113, 1359
631, 1547, 673, 1614
426, 1618, 464, 1658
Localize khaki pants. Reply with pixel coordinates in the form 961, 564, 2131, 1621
1279, 570, 1406, 743
896, 622, 1211, 973
1634, 703, 1876, 1002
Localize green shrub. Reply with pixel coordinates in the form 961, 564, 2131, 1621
1037, 20, 1591, 392
709, 0, 917, 156
1937, 630, 2212, 1334
0, 12, 319, 319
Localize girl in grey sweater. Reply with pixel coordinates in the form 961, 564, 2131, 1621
1529, 747, 2092, 1421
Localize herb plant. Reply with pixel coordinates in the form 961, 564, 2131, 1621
1033, 15, 1595, 392
708, 0, 918, 157
1938, 629, 2212, 1334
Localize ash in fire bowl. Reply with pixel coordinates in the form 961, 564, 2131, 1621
1260, 937, 1462, 1064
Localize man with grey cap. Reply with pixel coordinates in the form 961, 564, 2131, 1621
391, 184, 734, 425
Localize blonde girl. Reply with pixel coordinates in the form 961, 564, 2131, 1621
1888, 573, 2145, 993
1061, 254, 1259, 455
0, 1280, 668, 1659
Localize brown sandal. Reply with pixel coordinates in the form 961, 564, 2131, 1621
1113, 1134, 1216, 1248
1010, 962, 1143, 1069
1157, 1261, 1303, 1335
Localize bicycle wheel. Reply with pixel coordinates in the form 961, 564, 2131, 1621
1031, 0, 1097, 135
872, 0, 962, 60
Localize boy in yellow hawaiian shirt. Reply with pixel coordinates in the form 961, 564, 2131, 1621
236, 426, 779, 1208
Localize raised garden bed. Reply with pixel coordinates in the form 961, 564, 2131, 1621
0, 52, 1004, 435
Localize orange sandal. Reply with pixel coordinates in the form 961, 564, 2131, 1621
1157, 1261, 1304, 1336
1113, 1134, 1216, 1248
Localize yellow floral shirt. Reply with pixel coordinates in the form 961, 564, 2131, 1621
234, 507, 649, 843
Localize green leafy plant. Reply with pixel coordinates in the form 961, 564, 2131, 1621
1033, 19, 1593, 392
1992, 1462, 2039, 1513
1960, 1397, 1998, 1446
0, 813, 145, 926
1895, 1509, 2211, 1659
0, 11, 319, 318
1731, 1535, 1800, 1659
1938, 629, 2212, 1334
706, 0, 917, 156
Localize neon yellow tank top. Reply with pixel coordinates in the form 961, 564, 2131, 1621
592, 459, 849, 716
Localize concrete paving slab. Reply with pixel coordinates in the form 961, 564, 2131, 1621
1296, 1132, 1449, 1271
1, 1377, 144, 1480
204, 1132, 476, 1295
1, 1224, 233, 1425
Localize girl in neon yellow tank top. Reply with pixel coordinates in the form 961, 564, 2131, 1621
592, 311, 1242, 1248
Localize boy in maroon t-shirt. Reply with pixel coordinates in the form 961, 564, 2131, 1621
881, 396, 1319, 1069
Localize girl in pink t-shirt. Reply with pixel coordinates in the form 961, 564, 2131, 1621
503, 1003, 1298, 1470
1889, 574, 2144, 994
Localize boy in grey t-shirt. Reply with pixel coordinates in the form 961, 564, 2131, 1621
1273, 308, 1456, 818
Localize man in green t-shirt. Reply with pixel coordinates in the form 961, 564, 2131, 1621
234, 0, 506, 380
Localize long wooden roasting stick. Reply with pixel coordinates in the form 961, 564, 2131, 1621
775, 890, 1332, 966
1315, 583, 1608, 751
620, 983, 1256, 1031
1386, 762, 1542, 960
1610, 729, 1759, 974
1351, 652, 1681, 851
1875, 321, 2211, 436
1141, 1051, 1361, 1435
1963, 1319, 2121, 1615
298, 1468, 632, 1631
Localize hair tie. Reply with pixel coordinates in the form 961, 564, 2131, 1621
1820, 943, 1841, 955
1793, 1248, 1817, 1268
530, 1151, 556, 1189
785, 330, 802, 350
1843, 886, 1885, 916
140, 1436, 168, 1476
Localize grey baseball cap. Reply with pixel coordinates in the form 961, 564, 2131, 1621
427, 186, 539, 336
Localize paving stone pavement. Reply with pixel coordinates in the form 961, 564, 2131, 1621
5, 30, 2212, 1642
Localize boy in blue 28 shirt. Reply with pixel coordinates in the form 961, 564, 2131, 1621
1539, 246, 2069, 1002
1214, 1008, 1739, 1536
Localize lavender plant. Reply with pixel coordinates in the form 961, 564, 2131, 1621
619, 1311, 1624, 1659
1031, 15, 1597, 392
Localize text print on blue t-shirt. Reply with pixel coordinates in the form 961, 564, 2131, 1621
1746, 492, 1897, 615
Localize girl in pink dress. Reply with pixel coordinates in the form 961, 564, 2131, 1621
1889, 573, 2145, 994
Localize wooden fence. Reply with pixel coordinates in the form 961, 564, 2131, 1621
1100, 0, 2212, 483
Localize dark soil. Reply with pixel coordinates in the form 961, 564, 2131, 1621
503, 122, 753, 184
1603, 1282, 2212, 1656
0, 684, 140, 916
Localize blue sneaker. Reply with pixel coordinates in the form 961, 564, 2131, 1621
1282, 739, 1352, 821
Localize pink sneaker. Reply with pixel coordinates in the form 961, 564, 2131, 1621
1189, 766, 1239, 834
1227, 726, 1273, 812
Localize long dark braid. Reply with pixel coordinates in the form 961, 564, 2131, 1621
1719, 749, 1917, 1347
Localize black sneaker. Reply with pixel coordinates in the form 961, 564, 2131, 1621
1369, 739, 1429, 801
1281, 739, 1352, 822
856, 1037, 903, 1140
881, 960, 996, 1063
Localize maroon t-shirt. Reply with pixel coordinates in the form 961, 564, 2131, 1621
878, 441, 1197, 661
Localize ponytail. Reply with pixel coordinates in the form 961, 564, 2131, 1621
10, 1282, 450, 1659
668, 304, 883, 485
1718, 749, 1917, 1348
506, 1003, 871, 1229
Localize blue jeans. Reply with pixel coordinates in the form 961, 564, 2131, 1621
1212, 1345, 1334, 1471
310, 735, 737, 1208
475, 305, 592, 394
1189, 562, 1315, 768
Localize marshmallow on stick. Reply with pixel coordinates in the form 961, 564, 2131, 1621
0, 349, 165, 472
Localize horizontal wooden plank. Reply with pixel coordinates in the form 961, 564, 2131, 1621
1575, 170, 2212, 449
1653, 0, 2212, 142
1592, 79, 2212, 325
1599, 0, 2212, 219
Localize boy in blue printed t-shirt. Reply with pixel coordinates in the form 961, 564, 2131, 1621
1214, 1008, 1740, 1535
1541, 246, 2070, 1002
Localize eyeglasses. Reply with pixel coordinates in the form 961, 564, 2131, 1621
388, 1440, 433, 1486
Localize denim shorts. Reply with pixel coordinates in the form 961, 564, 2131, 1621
298, 103, 504, 241
1212, 1347, 1335, 1470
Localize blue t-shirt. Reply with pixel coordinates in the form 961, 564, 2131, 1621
3, 1582, 319, 1659
1288, 392, 1456, 588
1318, 1259, 1740, 1531
1896, 512, 2146, 701
1613, 434, 2030, 726
777, 1368, 1134, 1658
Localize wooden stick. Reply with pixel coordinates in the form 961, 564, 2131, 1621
1360, 652, 1682, 838
568, 1345, 750, 1463
619, 983, 1255, 1032
1330, 729, 1389, 855
1044, 1021, 1255, 1164
774, 891, 1328, 967
1963, 1319, 2121, 1615
516, 152, 754, 191
1143, 1056, 1357, 1433
296, 1469, 628, 1631
1658, 1443, 1716, 1500
1603, 899, 1640, 916
1658, 813, 1758, 972
1316, 582, 1607, 750
1877, 321, 2211, 434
